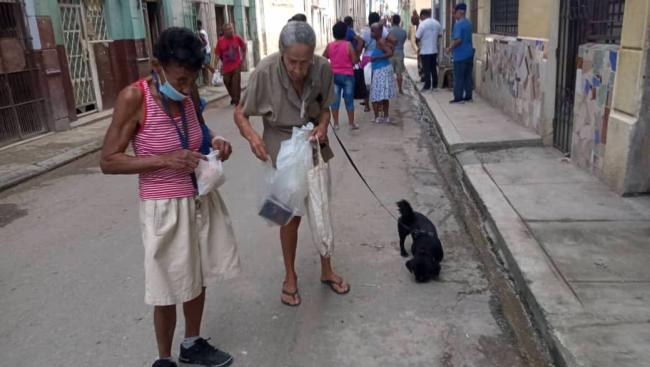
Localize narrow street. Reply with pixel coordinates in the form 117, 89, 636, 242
0, 80, 545, 366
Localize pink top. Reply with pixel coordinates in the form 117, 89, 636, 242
132, 79, 202, 200
327, 40, 354, 76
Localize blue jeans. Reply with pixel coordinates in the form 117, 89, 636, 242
453, 57, 473, 101
331, 73, 355, 111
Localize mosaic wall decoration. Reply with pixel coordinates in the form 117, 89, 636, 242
478, 36, 549, 136
571, 43, 618, 177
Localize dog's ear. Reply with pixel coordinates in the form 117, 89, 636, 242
405, 259, 414, 273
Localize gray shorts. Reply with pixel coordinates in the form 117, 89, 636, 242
390, 54, 405, 74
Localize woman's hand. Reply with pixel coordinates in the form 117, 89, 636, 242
309, 124, 328, 143
211, 137, 233, 161
160, 149, 206, 172
248, 133, 269, 161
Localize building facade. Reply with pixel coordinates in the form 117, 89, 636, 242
472, 0, 650, 195
1, 0, 354, 148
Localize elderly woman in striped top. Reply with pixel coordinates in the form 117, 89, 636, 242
100, 27, 239, 367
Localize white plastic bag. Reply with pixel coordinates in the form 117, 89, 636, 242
211, 71, 223, 86
195, 150, 225, 196
258, 123, 315, 225
307, 141, 334, 257
364, 62, 372, 86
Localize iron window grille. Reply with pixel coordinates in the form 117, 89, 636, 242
490, 0, 518, 36
586, 0, 625, 44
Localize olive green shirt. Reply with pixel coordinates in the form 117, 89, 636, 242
241, 52, 335, 164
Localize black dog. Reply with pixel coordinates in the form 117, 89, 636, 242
397, 200, 444, 282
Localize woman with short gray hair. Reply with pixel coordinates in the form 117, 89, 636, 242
234, 21, 350, 307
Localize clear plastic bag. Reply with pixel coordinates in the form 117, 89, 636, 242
195, 150, 225, 196
258, 123, 314, 225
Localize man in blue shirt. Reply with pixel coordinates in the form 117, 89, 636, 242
446, 3, 474, 103
344, 16, 365, 57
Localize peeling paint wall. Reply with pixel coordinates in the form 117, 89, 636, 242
477, 36, 551, 139
571, 44, 618, 178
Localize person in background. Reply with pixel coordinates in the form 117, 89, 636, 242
197, 20, 213, 84
233, 21, 350, 308
410, 9, 420, 28
289, 13, 308, 22
360, 12, 393, 112
447, 3, 474, 103
324, 21, 360, 130
100, 27, 240, 367
215, 23, 246, 106
415, 8, 442, 92
388, 14, 407, 94
410, 9, 423, 80
344, 16, 365, 57
369, 23, 396, 124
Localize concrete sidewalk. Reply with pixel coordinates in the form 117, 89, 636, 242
0, 73, 249, 192
406, 57, 650, 366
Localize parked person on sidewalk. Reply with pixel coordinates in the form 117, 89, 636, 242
344, 16, 365, 57
369, 23, 396, 123
446, 3, 474, 103
415, 8, 442, 91
197, 20, 214, 84
388, 14, 408, 94
324, 21, 360, 130
233, 21, 350, 307
215, 23, 246, 106
100, 27, 240, 367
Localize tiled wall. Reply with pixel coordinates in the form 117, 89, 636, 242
571, 43, 618, 178
476, 36, 550, 139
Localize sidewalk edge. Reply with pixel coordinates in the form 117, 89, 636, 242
409, 75, 579, 367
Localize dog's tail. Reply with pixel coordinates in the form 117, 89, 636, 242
397, 200, 416, 225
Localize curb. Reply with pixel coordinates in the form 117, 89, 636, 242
0, 140, 103, 192
0, 87, 240, 193
408, 75, 574, 367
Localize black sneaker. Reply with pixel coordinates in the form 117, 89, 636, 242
152, 359, 177, 367
179, 338, 233, 367
449, 99, 465, 104
463, 97, 473, 103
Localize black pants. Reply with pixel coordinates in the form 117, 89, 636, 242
421, 53, 438, 90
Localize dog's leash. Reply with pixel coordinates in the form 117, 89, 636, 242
330, 126, 439, 237
330, 126, 400, 223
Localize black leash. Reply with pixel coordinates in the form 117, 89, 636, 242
330, 126, 400, 222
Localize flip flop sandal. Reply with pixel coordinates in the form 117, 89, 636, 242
281, 287, 301, 307
321, 279, 351, 295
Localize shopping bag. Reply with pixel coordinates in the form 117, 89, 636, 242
307, 140, 334, 257
195, 150, 225, 196
353, 65, 368, 100
363, 62, 372, 86
211, 71, 223, 86
258, 123, 315, 225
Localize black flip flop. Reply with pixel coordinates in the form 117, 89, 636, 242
281, 286, 301, 307
321, 279, 351, 295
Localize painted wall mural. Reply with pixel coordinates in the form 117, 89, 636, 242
478, 36, 549, 137
571, 43, 618, 177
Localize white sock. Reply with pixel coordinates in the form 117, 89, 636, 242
182, 336, 201, 349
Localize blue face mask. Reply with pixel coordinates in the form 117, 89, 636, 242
158, 68, 187, 102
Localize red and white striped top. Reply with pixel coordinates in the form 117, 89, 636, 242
132, 79, 202, 200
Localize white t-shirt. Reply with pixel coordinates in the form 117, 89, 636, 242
199, 29, 211, 54
415, 18, 442, 55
